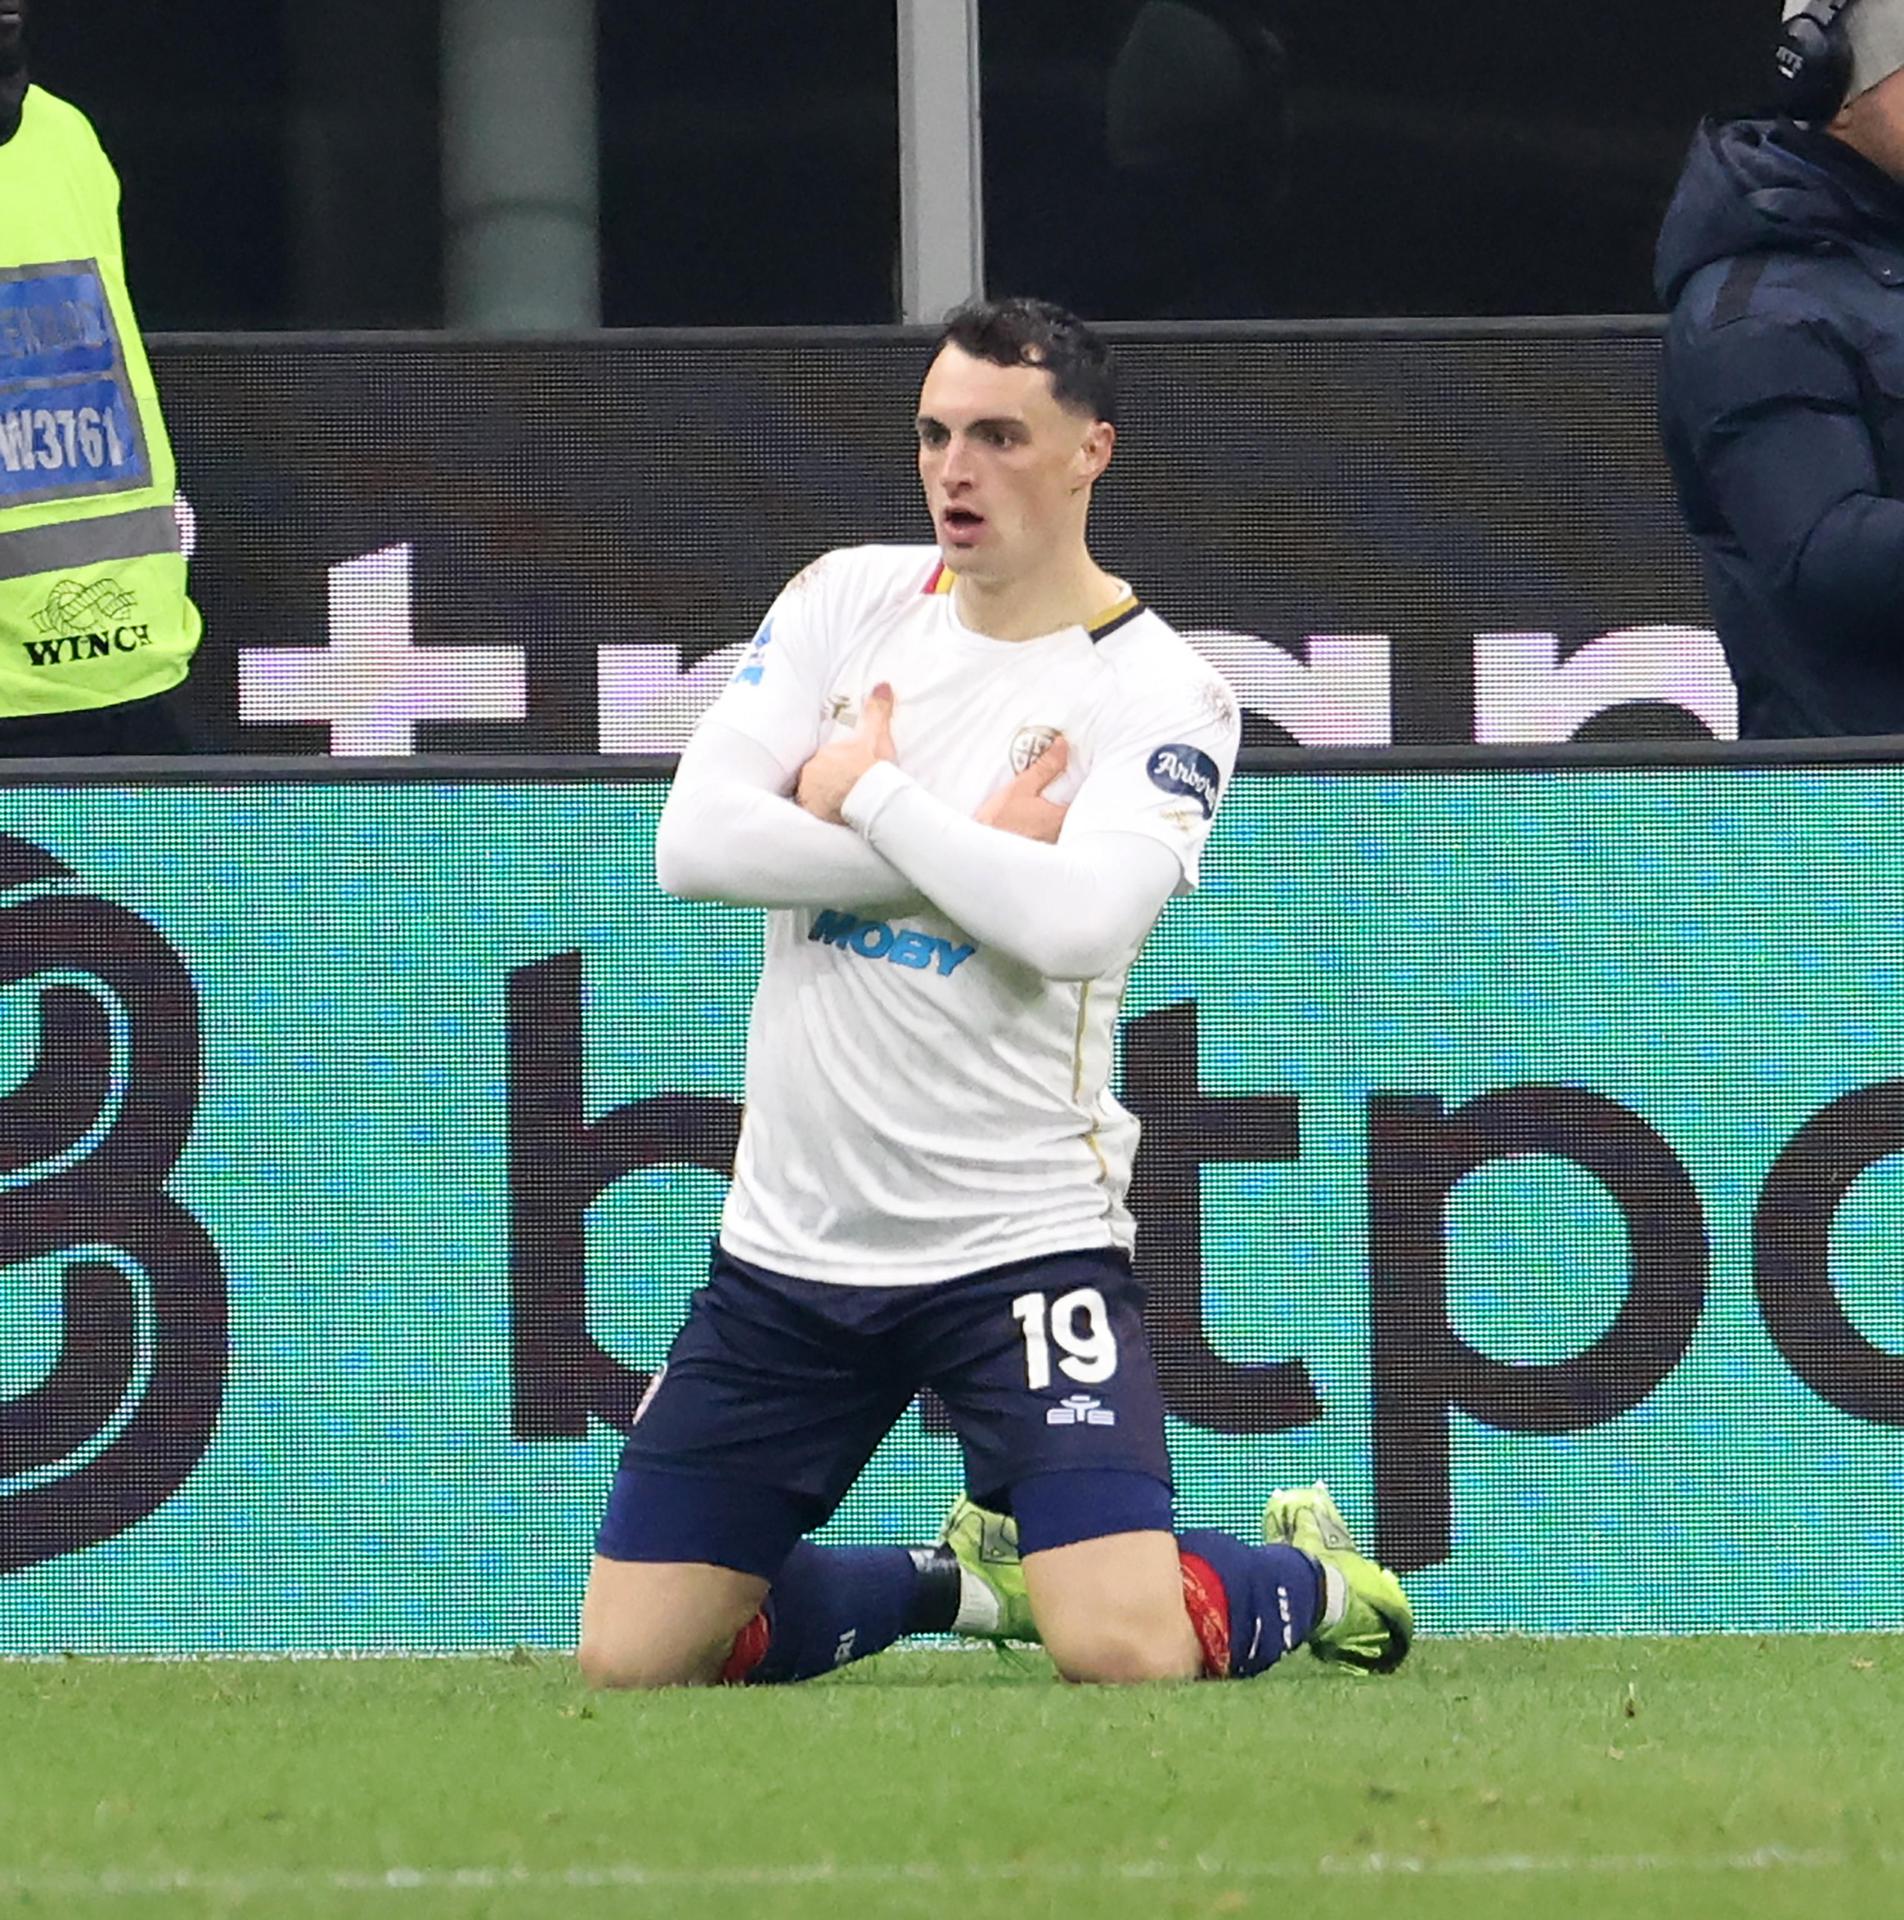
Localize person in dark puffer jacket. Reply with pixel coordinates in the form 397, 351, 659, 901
1658, 0, 1904, 737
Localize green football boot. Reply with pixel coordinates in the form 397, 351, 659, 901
938, 1496, 1041, 1644
1262, 1482, 1414, 1675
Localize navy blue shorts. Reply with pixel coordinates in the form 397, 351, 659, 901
597, 1242, 1172, 1573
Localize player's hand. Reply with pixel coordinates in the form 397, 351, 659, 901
795, 682, 898, 824
976, 735, 1069, 843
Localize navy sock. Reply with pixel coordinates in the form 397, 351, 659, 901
1177, 1529, 1324, 1679
737, 1542, 922, 1685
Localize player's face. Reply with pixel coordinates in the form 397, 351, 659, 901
915, 343, 1114, 582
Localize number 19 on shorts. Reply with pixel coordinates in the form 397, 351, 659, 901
1011, 1289, 1119, 1391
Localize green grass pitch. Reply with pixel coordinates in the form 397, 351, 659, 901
2, 1638, 1899, 1919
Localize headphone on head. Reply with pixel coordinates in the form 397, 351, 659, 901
1774, 0, 1865, 122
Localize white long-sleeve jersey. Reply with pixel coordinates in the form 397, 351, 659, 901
655, 543, 1242, 1285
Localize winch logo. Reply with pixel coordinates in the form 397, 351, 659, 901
0, 835, 226, 1574
24, 577, 151, 671
33, 577, 137, 636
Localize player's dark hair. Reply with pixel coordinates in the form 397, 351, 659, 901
937, 298, 1118, 427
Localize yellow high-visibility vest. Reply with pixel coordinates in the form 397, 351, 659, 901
0, 85, 199, 714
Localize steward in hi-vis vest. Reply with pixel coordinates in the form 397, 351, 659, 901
0, 13, 200, 750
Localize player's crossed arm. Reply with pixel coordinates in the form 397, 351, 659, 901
653, 715, 923, 913
794, 681, 1071, 846
793, 683, 901, 825
794, 685, 1178, 981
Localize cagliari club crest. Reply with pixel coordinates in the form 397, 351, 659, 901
1008, 724, 1060, 774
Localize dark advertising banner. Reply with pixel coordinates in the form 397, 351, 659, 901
149, 327, 1727, 755
2, 751, 1898, 1653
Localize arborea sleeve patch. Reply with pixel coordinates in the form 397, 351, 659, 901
1145, 743, 1223, 818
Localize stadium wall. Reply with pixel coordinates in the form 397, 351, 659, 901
150, 321, 1736, 755
2, 743, 1898, 1652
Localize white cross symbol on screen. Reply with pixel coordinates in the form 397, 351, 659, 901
237, 543, 527, 754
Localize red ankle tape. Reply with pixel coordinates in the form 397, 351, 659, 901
1177, 1551, 1231, 1679
718, 1608, 770, 1685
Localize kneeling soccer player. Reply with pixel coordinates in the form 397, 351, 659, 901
579, 297, 1413, 1688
